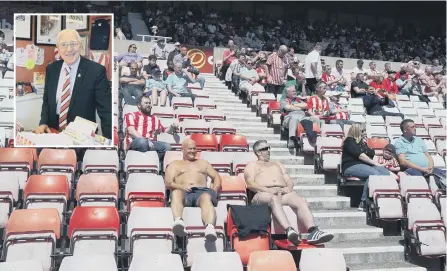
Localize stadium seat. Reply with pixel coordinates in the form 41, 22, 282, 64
247, 250, 296, 271
82, 149, 119, 174
129, 254, 184, 271
400, 176, 431, 204
125, 173, 166, 210
219, 134, 248, 152
38, 149, 77, 183
387, 126, 403, 139
417, 108, 435, 119
385, 116, 403, 127
366, 125, 388, 138
127, 207, 175, 257
175, 107, 201, 121
151, 106, 175, 119
383, 106, 401, 114
435, 110, 447, 119
397, 100, 413, 109
423, 117, 442, 131
409, 95, 421, 102
201, 108, 225, 121
58, 254, 118, 271
195, 98, 217, 110
191, 252, 243, 271
343, 124, 351, 137
0, 260, 44, 271
125, 150, 160, 175
159, 117, 175, 128
3, 209, 61, 271
436, 140, 446, 159
217, 175, 247, 221
122, 105, 138, 118
171, 97, 193, 109
348, 105, 365, 115
429, 102, 444, 111
209, 120, 236, 135
348, 98, 363, 106
405, 198, 446, 259
415, 127, 430, 139
155, 133, 189, 151
76, 174, 119, 207
428, 177, 446, 222
181, 119, 210, 135
412, 101, 429, 109
182, 207, 225, 267
315, 137, 343, 172
267, 101, 281, 127
428, 96, 439, 103
24, 175, 69, 221
349, 114, 365, 123
411, 117, 425, 128
298, 122, 320, 153
367, 176, 403, 223
190, 134, 219, 151
256, 93, 276, 117
428, 128, 446, 144
68, 206, 120, 256
0, 173, 18, 228
320, 123, 343, 138
300, 248, 347, 271
367, 138, 389, 155
366, 115, 385, 126
400, 108, 418, 118
249, 90, 267, 108
232, 152, 257, 175
199, 151, 234, 174
0, 112, 13, 128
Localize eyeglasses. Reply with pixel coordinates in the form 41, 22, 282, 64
258, 147, 270, 152
59, 41, 80, 49
361, 129, 366, 133
132, 46, 137, 49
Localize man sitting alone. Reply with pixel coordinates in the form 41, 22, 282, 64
165, 139, 222, 241
244, 140, 334, 245
166, 63, 198, 105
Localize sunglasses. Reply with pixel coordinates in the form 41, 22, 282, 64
258, 147, 270, 152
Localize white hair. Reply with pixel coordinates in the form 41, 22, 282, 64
56, 29, 81, 45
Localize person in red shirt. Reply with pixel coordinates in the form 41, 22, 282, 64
369, 75, 387, 97
306, 82, 330, 127
220, 40, 236, 81
124, 95, 178, 165
382, 71, 398, 95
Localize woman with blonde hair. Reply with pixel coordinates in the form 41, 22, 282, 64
341, 122, 391, 211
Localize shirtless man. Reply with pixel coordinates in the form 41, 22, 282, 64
244, 140, 334, 245
165, 139, 222, 241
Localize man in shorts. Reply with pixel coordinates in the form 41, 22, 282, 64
244, 140, 334, 245
165, 139, 222, 241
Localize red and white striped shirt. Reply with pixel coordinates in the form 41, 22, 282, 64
307, 95, 329, 116
328, 102, 349, 120
124, 112, 165, 149
266, 52, 287, 86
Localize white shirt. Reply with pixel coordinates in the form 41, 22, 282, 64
352, 67, 366, 76
304, 50, 322, 79
56, 56, 80, 115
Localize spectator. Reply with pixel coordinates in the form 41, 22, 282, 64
220, 40, 237, 81
163, 61, 174, 81
255, 53, 268, 87
236, 58, 265, 96
174, 45, 206, 89
331, 60, 351, 92
363, 86, 404, 118
351, 73, 369, 98
369, 75, 387, 97
165, 63, 197, 104
152, 39, 167, 59
381, 62, 392, 79
165, 138, 222, 241
146, 69, 168, 106
143, 55, 160, 79
366, 61, 380, 83
167, 42, 181, 64
304, 45, 323, 95
280, 85, 317, 148
373, 144, 401, 181
120, 62, 146, 106
395, 119, 446, 177
322, 66, 342, 92
395, 64, 409, 81
266, 45, 289, 98
351, 60, 366, 80
306, 82, 330, 127
326, 92, 353, 129
281, 72, 306, 100
115, 27, 126, 40
226, 53, 246, 87
124, 95, 175, 165
341, 123, 392, 211
382, 71, 399, 95
244, 140, 334, 245
118, 44, 143, 69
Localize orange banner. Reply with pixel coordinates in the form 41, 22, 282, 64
187, 46, 214, 74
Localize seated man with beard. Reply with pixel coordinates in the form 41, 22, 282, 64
244, 140, 334, 245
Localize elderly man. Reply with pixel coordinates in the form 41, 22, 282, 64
118, 44, 143, 69
167, 42, 181, 65
165, 63, 197, 104
266, 45, 289, 98
244, 140, 334, 245
307, 82, 330, 127
395, 119, 446, 177
220, 40, 237, 81
235, 58, 265, 96
327, 92, 353, 129
165, 139, 222, 241
173, 46, 205, 89
304, 45, 323, 95
280, 85, 318, 149
381, 63, 392, 79
120, 62, 146, 106
34, 29, 111, 139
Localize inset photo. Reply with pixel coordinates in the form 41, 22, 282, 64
0, 26, 14, 148
14, 13, 114, 147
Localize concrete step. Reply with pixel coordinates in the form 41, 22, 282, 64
222, 111, 258, 117
293, 185, 337, 197
349, 261, 431, 271
215, 103, 249, 109
313, 210, 366, 228
271, 155, 304, 165
216, 106, 251, 112
227, 121, 268, 128
237, 127, 275, 135
284, 165, 315, 174
307, 196, 351, 210
326, 225, 385, 243
240, 133, 279, 141
270, 148, 296, 156
226, 115, 263, 122
291, 174, 326, 185
214, 100, 247, 105
248, 139, 286, 148
327, 239, 405, 265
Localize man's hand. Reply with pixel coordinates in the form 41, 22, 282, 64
263, 187, 280, 194
33, 124, 51, 134
181, 184, 194, 192
277, 187, 293, 195
423, 167, 433, 175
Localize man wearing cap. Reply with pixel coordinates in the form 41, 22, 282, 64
146, 68, 168, 106
244, 140, 334, 246
168, 42, 182, 64
327, 92, 353, 129
351, 60, 366, 80
120, 62, 146, 106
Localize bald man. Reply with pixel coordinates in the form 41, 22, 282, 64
165, 139, 222, 241
34, 29, 112, 139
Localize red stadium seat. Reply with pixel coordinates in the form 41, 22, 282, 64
220, 134, 248, 152
367, 138, 390, 155
37, 149, 77, 182
68, 206, 120, 256
190, 134, 219, 151
76, 174, 119, 207
247, 251, 296, 271
267, 101, 281, 127
0, 148, 35, 188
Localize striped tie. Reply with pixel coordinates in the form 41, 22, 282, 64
59, 66, 71, 130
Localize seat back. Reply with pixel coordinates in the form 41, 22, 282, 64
209, 120, 236, 135
201, 108, 225, 121
300, 248, 347, 271
129, 254, 184, 271
125, 173, 166, 209
76, 174, 119, 206
220, 134, 248, 152
83, 149, 119, 174
155, 133, 189, 151
195, 98, 216, 110
38, 149, 77, 174
400, 176, 430, 199
175, 107, 201, 121
407, 198, 442, 230
368, 175, 399, 197
247, 250, 296, 271
200, 151, 234, 174
232, 152, 257, 175
6, 208, 61, 238
367, 138, 389, 154
0, 260, 44, 271
190, 134, 218, 151
68, 206, 120, 237
316, 137, 342, 154
171, 96, 193, 109
125, 150, 160, 174
191, 252, 243, 271
151, 106, 175, 118
181, 119, 210, 135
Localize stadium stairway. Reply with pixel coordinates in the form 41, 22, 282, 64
200, 73, 442, 271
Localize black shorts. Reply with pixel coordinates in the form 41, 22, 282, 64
184, 187, 218, 207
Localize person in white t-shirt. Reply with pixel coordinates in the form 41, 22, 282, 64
351, 60, 366, 80
304, 45, 323, 95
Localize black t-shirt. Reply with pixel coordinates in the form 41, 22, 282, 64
122, 74, 145, 90
341, 137, 375, 173
350, 80, 369, 98
143, 64, 160, 78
